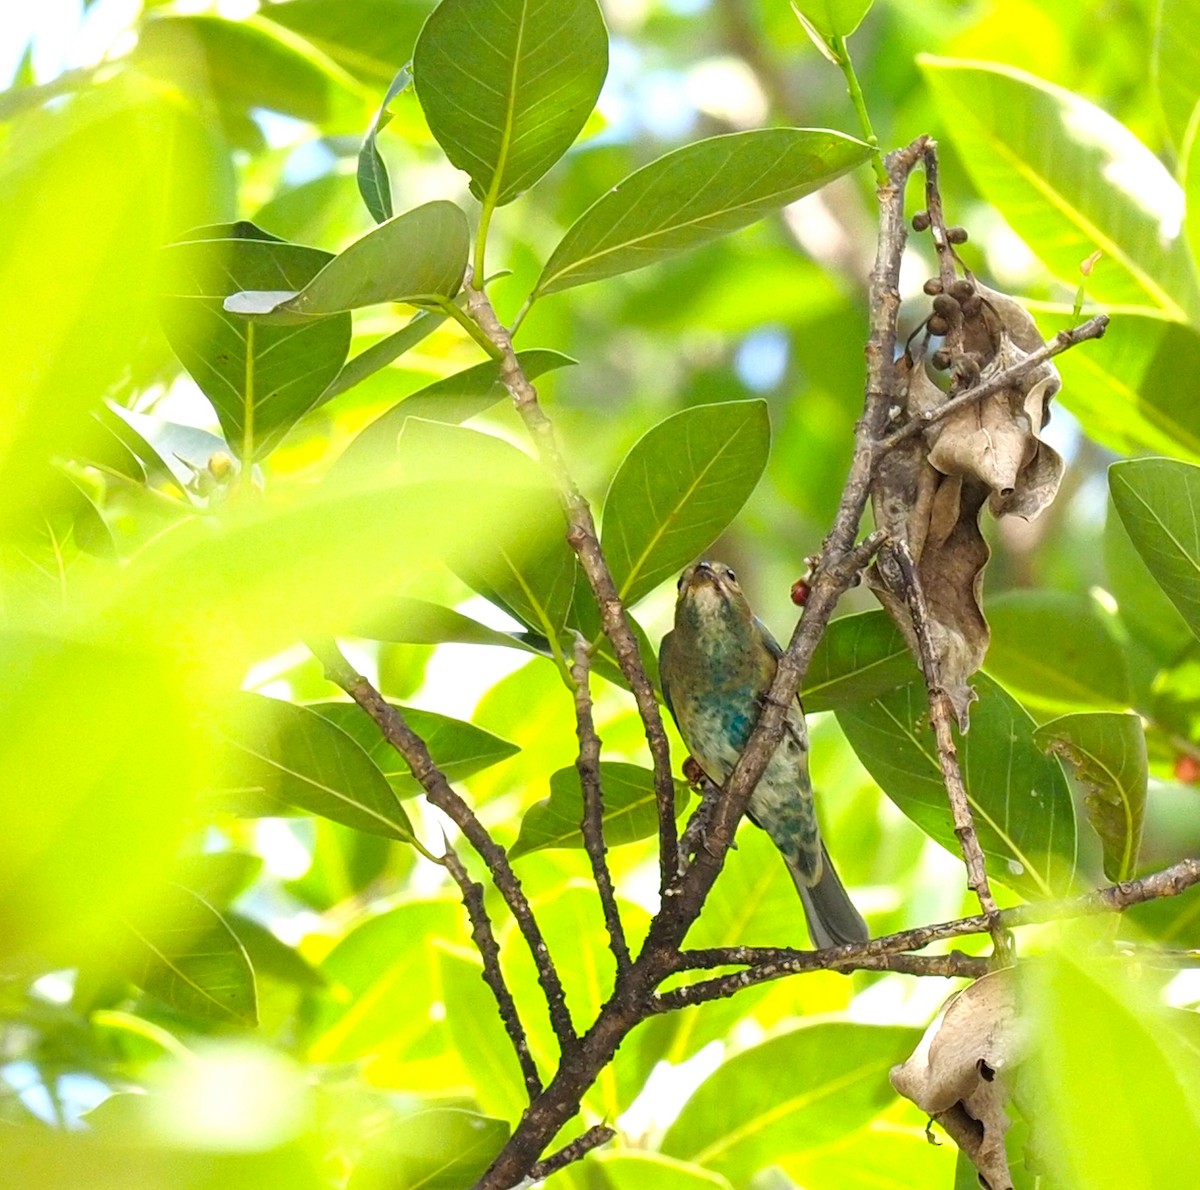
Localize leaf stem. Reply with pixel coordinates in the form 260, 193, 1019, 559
830, 34, 887, 186
474, 198, 497, 295
423, 293, 505, 360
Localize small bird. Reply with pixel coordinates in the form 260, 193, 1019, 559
660, 560, 868, 948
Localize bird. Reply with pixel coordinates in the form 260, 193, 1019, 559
659, 559, 868, 948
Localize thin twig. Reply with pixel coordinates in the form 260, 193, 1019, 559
440, 841, 543, 1099
571, 634, 630, 970
876, 314, 1109, 454
874, 541, 1012, 963
463, 279, 678, 896
528, 1125, 616, 1180
309, 639, 578, 1053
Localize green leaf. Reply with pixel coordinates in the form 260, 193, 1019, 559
837, 674, 1078, 898
1034, 712, 1147, 882
510, 762, 688, 858
122, 883, 257, 1025
592, 1153, 733, 1190
221, 692, 414, 841
1153, 0, 1200, 152
224, 201, 470, 318
413, 0, 608, 206
601, 400, 770, 606
536, 128, 872, 296
319, 308, 449, 405
984, 590, 1131, 714
357, 64, 411, 223
395, 420, 578, 646
1051, 312, 1200, 463
661, 1023, 919, 1184
438, 944, 530, 1121
355, 595, 548, 656
795, 1, 874, 38
1111, 458, 1200, 641
1027, 949, 1200, 1189
337, 349, 576, 475
172, 851, 263, 908
313, 701, 519, 797
919, 57, 1197, 320
349, 1107, 510, 1190
803, 610, 917, 712
225, 913, 325, 988
159, 222, 351, 459
308, 897, 462, 1062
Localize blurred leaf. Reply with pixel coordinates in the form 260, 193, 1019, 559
160, 221, 351, 460
1106, 497, 1194, 662
920, 58, 1197, 319
984, 590, 1131, 714
1034, 712, 1147, 882
357, 64, 411, 223
803, 609, 918, 712
100, 403, 230, 494
134, 13, 363, 131
262, 0, 429, 89
786, 1119, 959, 1189
510, 763, 688, 857
339, 349, 576, 473
395, 420, 578, 645
349, 1107, 510, 1190
1154, 0, 1200, 152
569, 575, 662, 691
795, 1, 874, 38
224, 200, 469, 317
837, 675, 1078, 898
661, 1023, 918, 1183
592, 1152, 733, 1190
438, 943, 529, 1121
1026, 949, 1200, 1189
535, 129, 872, 297
320, 308, 449, 404
224, 913, 324, 988
172, 851, 263, 908
602, 400, 770, 606
1111, 458, 1200, 641
313, 700, 519, 797
356, 595, 548, 655
123, 883, 257, 1025
308, 897, 462, 1062
1052, 313, 1200, 463
222, 693, 414, 841
413, 0, 608, 206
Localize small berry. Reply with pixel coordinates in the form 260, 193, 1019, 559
1175, 754, 1200, 784
927, 314, 950, 337
946, 225, 969, 245
790, 577, 810, 606
931, 347, 952, 370
912, 210, 932, 231
922, 278, 943, 296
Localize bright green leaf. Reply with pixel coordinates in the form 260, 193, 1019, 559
122, 883, 257, 1025
172, 851, 263, 908
313, 700, 519, 797
1111, 458, 1200, 641
593, 1152, 733, 1190
1034, 712, 1147, 882
984, 590, 1132, 714
919, 57, 1197, 319
803, 610, 917, 712
837, 675, 1078, 898
795, 1, 874, 38
602, 400, 770, 606
661, 1023, 918, 1184
221, 692, 414, 841
355, 595, 548, 656
357, 64, 411, 223
225, 913, 324, 988
413, 0, 608, 206
1153, 0, 1200, 152
319, 308, 449, 405
160, 221, 351, 460
224, 201, 470, 318
536, 128, 872, 296
510, 762, 689, 858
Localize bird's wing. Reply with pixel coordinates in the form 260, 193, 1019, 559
755, 616, 805, 710
659, 629, 679, 728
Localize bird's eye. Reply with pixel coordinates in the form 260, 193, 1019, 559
725, 568, 736, 582
677, 573, 686, 590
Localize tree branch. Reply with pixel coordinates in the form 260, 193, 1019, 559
571, 633, 630, 970
309, 639, 578, 1053
528, 1125, 616, 1180
463, 279, 678, 896
440, 840, 543, 1099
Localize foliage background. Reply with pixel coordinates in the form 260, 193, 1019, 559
3, 0, 1200, 1187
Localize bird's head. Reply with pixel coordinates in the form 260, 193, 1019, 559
674, 560, 754, 630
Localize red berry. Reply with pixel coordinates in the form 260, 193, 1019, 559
1175, 754, 1200, 784
790, 578, 810, 606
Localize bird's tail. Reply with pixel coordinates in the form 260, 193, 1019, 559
788, 842, 869, 949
